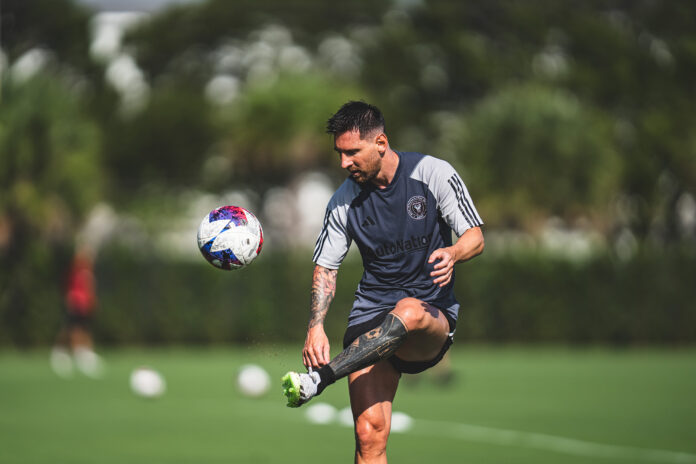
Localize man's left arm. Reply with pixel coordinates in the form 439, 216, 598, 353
428, 226, 484, 287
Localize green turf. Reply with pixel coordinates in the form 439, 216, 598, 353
0, 346, 695, 463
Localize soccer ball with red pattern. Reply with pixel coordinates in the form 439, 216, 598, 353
197, 206, 264, 270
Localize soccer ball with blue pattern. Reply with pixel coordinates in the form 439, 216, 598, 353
197, 206, 264, 270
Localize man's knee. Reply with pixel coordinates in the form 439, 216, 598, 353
392, 298, 432, 331
354, 410, 389, 456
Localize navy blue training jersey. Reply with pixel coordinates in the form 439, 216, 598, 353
313, 151, 483, 328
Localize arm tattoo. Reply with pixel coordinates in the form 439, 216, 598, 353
309, 266, 337, 329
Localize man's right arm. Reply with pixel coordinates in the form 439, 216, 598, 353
303, 264, 338, 368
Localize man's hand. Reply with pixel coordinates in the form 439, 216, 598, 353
429, 247, 456, 287
428, 227, 484, 287
303, 325, 331, 368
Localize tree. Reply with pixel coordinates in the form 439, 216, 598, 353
0, 75, 102, 345
454, 84, 621, 231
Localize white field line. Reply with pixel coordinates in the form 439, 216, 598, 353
415, 419, 696, 464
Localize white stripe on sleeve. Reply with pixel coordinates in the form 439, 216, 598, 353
312, 179, 359, 269
412, 156, 483, 237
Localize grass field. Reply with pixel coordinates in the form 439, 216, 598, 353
1, 345, 695, 464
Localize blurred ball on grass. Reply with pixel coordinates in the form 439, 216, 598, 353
236, 363, 271, 397
130, 367, 166, 398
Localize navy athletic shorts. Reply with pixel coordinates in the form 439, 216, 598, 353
342, 308, 456, 375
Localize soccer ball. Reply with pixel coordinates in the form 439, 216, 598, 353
305, 402, 338, 425
236, 364, 271, 397
130, 367, 166, 398
197, 205, 263, 270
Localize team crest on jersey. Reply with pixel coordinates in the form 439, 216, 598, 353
407, 195, 427, 220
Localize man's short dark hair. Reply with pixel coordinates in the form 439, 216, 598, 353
326, 101, 385, 139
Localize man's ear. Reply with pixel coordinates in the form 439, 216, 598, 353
375, 133, 388, 155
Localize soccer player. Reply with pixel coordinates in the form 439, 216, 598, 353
50, 245, 104, 378
282, 101, 484, 463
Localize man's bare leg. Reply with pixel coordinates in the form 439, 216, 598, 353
348, 361, 400, 464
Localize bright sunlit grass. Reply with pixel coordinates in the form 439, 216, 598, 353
0, 345, 694, 464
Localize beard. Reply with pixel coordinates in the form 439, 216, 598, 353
349, 158, 381, 184
350, 169, 377, 184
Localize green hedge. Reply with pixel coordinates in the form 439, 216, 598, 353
92, 248, 359, 346
2, 247, 695, 346
455, 250, 696, 344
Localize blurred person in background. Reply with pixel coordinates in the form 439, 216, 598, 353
50, 244, 104, 379
283, 101, 484, 463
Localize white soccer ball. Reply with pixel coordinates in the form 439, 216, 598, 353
130, 367, 166, 398
305, 402, 338, 425
197, 205, 264, 270
390, 411, 414, 433
338, 406, 355, 427
237, 364, 271, 397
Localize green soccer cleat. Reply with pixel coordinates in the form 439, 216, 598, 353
281, 370, 321, 408
281, 372, 301, 407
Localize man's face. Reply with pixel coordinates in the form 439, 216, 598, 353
334, 130, 384, 184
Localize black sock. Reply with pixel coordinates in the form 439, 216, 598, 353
316, 365, 336, 395
321, 313, 408, 388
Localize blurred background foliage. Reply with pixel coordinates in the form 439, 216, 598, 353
1, 0, 694, 346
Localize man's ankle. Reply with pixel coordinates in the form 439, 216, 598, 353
316, 365, 336, 394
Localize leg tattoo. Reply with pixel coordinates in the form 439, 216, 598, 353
317, 314, 408, 392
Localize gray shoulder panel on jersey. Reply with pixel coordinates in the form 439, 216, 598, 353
312, 178, 361, 269
411, 155, 483, 236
